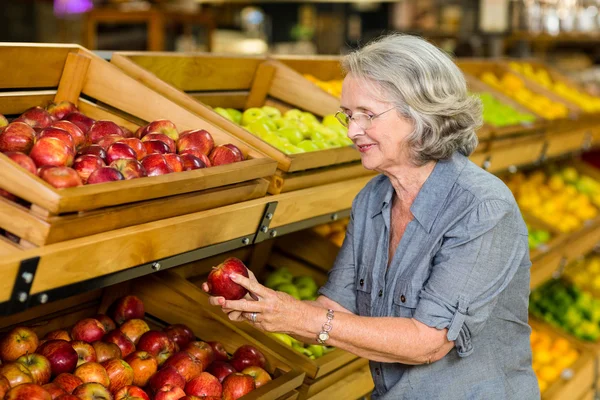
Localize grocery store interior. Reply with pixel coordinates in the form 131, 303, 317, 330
3, 0, 600, 399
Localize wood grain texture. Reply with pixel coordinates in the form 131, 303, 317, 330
188, 91, 248, 109
245, 62, 276, 109
486, 138, 545, 173
0, 197, 50, 246
299, 358, 370, 399
285, 147, 361, 173
274, 232, 339, 274
305, 364, 373, 400
54, 52, 91, 104
0, 91, 56, 115
273, 55, 344, 81
0, 236, 20, 257
545, 129, 587, 158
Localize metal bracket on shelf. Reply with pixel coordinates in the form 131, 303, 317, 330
537, 141, 549, 164
2, 256, 40, 316
583, 130, 593, 151
253, 201, 279, 244
552, 256, 568, 280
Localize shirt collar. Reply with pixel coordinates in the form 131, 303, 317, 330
370, 152, 468, 233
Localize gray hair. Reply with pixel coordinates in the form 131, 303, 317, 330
342, 34, 482, 165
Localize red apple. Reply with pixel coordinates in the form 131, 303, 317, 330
74, 362, 110, 387
177, 129, 214, 156
136, 331, 176, 366
93, 315, 117, 333
143, 140, 170, 155
140, 154, 172, 176
53, 373, 83, 394
163, 352, 203, 382
119, 320, 149, 345
207, 342, 228, 362
42, 382, 66, 399
209, 145, 240, 166
0, 375, 10, 398
154, 384, 185, 400
72, 382, 113, 400
16, 353, 52, 384
222, 373, 255, 400
164, 325, 195, 350
117, 138, 146, 161
140, 120, 178, 142
148, 366, 185, 393
180, 395, 209, 400
44, 330, 71, 342
0, 122, 36, 153
241, 366, 271, 388
39, 127, 75, 150
39, 166, 83, 189
97, 135, 125, 151
50, 121, 86, 150
179, 149, 211, 168
134, 127, 144, 139
184, 372, 222, 398
113, 385, 149, 400
30, 137, 74, 167
102, 330, 135, 359
76, 145, 107, 163
56, 395, 80, 400
37, 340, 78, 376
71, 341, 97, 367
124, 351, 157, 387
206, 257, 249, 300
63, 112, 95, 135
230, 345, 266, 372
47, 101, 78, 121
141, 133, 176, 153
0, 362, 34, 387
223, 144, 244, 162
205, 361, 235, 383
88, 120, 124, 144
119, 126, 136, 139
180, 154, 206, 171
101, 358, 133, 393
92, 342, 121, 363
0, 326, 39, 362
71, 319, 106, 344
73, 154, 105, 183
106, 142, 137, 164
182, 342, 213, 371
15, 106, 54, 130
87, 167, 125, 185
109, 295, 145, 325
4, 151, 37, 174
110, 159, 146, 180
163, 153, 182, 172
5, 382, 52, 400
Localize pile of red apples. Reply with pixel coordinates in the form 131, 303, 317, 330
0, 102, 245, 190
0, 295, 271, 400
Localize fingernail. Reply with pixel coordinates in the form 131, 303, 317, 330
230, 274, 238, 280
219, 298, 225, 305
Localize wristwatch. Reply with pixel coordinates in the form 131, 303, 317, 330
317, 309, 334, 344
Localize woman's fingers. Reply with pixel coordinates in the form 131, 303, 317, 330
201, 282, 209, 293
231, 273, 270, 298
223, 298, 264, 313
208, 296, 225, 307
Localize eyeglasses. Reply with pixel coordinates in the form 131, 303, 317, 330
335, 107, 395, 130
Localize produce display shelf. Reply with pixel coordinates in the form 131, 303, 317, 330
0, 175, 372, 316
0, 43, 277, 246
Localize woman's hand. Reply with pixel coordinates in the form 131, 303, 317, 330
202, 271, 307, 334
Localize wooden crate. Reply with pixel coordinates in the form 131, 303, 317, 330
111, 52, 366, 193
0, 276, 305, 400
0, 44, 277, 246
529, 320, 595, 400
274, 230, 341, 273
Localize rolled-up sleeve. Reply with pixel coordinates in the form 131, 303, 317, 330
318, 208, 358, 314
413, 199, 529, 357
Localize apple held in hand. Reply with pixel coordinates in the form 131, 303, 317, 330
30, 137, 74, 167
72, 382, 112, 400
114, 385, 150, 400
230, 345, 267, 371
0, 362, 34, 387
71, 341, 97, 367
74, 361, 110, 387
101, 358, 134, 393
4, 151, 37, 175
5, 383, 52, 400
92, 341, 121, 363
124, 351, 157, 387
71, 318, 106, 343
206, 257, 249, 300
0, 326, 39, 362
221, 372, 255, 400
0, 122, 36, 153
53, 373, 83, 394
39, 167, 83, 189
16, 353, 52, 384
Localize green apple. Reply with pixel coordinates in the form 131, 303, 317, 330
281, 143, 305, 154
246, 120, 272, 136
284, 109, 304, 120
307, 344, 325, 358
297, 140, 320, 152
265, 268, 293, 289
214, 107, 234, 121
272, 116, 295, 129
226, 108, 242, 124
276, 283, 301, 299
256, 131, 280, 144
307, 130, 325, 141
338, 136, 354, 146
276, 127, 305, 145
328, 124, 347, 137
292, 342, 314, 357
327, 137, 343, 148
242, 107, 267, 126
270, 332, 293, 347
294, 276, 318, 292
261, 105, 282, 119
322, 114, 342, 128
298, 286, 317, 299
314, 125, 339, 140
312, 139, 331, 150
300, 111, 319, 126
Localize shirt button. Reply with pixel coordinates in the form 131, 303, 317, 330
401, 295, 406, 303
375, 368, 381, 376
378, 289, 383, 297
359, 279, 364, 286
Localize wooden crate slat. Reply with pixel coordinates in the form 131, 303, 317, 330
56, 158, 274, 213
0, 197, 50, 246
116, 52, 265, 91
189, 91, 248, 109
300, 358, 370, 399
54, 52, 92, 104
0, 91, 56, 115
486, 139, 545, 173
0, 44, 79, 89
285, 147, 360, 173
546, 129, 588, 159
245, 62, 276, 109
0, 236, 20, 257
274, 233, 339, 274
306, 364, 373, 400
274, 56, 344, 82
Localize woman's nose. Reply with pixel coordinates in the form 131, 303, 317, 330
346, 121, 364, 140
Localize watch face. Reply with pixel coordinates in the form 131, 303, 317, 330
319, 332, 329, 341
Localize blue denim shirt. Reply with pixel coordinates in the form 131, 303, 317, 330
319, 152, 539, 399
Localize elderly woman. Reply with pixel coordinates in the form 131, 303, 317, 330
205, 34, 538, 399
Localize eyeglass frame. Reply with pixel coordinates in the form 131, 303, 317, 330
335, 107, 396, 130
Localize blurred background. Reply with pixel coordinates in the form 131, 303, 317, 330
5, 0, 600, 91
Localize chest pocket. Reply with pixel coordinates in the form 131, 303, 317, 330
392, 279, 419, 318
356, 273, 372, 317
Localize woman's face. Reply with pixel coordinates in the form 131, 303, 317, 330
340, 74, 414, 172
